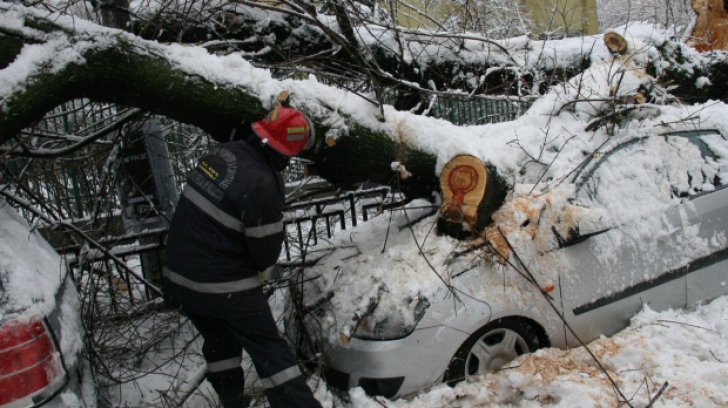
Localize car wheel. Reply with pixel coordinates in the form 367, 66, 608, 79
443, 318, 543, 385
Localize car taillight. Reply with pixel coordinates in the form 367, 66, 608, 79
0, 318, 63, 407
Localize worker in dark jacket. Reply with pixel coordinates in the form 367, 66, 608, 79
163, 104, 321, 407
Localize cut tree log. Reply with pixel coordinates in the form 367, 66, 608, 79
437, 155, 506, 237
690, 0, 728, 51
604, 32, 628, 55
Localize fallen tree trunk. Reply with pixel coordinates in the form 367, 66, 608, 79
4, 3, 728, 226
0, 17, 263, 143
0, 3, 439, 199
130, 3, 588, 99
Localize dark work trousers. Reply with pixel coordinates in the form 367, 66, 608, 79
186, 304, 321, 407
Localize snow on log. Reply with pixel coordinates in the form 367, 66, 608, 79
129, 3, 591, 98
0, 7, 264, 142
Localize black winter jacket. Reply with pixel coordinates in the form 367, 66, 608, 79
163, 138, 285, 318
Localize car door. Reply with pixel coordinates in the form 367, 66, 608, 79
556, 129, 728, 347
684, 186, 728, 305
557, 203, 689, 347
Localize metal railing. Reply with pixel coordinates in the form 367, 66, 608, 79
30, 98, 122, 137
426, 94, 532, 125
46, 185, 399, 306
282, 186, 399, 261
6, 151, 119, 220
380, 90, 532, 125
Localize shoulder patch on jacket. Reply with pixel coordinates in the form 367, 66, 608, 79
209, 147, 237, 189
189, 147, 239, 201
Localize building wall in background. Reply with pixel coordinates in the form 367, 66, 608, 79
523, 0, 599, 36
390, 0, 597, 37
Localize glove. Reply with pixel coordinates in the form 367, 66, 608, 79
258, 264, 283, 283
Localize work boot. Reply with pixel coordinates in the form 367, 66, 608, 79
219, 389, 251, 408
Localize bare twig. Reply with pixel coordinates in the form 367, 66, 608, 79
646, 381, 669, 408
655, 319, 719, 334
490, 227, 634, 408
0, 190, 162, 295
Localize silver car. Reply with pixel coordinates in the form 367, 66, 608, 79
287, 129, 728, 399
0, 202, 92, 408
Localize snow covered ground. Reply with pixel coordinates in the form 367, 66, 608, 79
4, 3, 728, 407
102, 292, 728, 407
359, 296, 728, 407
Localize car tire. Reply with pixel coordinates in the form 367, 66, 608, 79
443, 318, 544, 385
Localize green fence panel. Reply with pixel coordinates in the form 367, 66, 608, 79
403, 91, 532, 126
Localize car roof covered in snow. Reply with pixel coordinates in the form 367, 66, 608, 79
0, 201, 66, 324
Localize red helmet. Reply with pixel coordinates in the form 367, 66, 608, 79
251, 106, 314, 157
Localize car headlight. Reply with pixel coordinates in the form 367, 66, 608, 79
352, 296, 430, 341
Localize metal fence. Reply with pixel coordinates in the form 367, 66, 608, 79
8, 108, 306, 222
308, 70, 532, 126
7, 100, 127, 219
426, 94, 532, 125
7, 125, 207, 221
380, 90, 532, 125
31, 98, 122, 136
282, 186, 399, 261
6, 145, 119, 220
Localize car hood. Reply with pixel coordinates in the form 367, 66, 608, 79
297, 187, 608, 344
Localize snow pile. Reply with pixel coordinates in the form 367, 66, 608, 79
0, 201, 66, 320
102, 294, 728, 407
298, 200, 450, 344
342, 295, 728, 408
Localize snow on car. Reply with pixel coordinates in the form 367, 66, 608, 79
0, 201, 92, 407
285, 30, 728, 399
288, 128, 728, 399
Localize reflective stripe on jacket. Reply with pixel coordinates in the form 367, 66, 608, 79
162, 138, 285, 318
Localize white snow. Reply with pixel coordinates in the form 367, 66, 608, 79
4, 2, 728, 407
0, 201, 66, 320
344, 296, 728, 408
104, 294, 728, 407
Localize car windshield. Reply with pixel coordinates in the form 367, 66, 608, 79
572, 130, 728, 222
